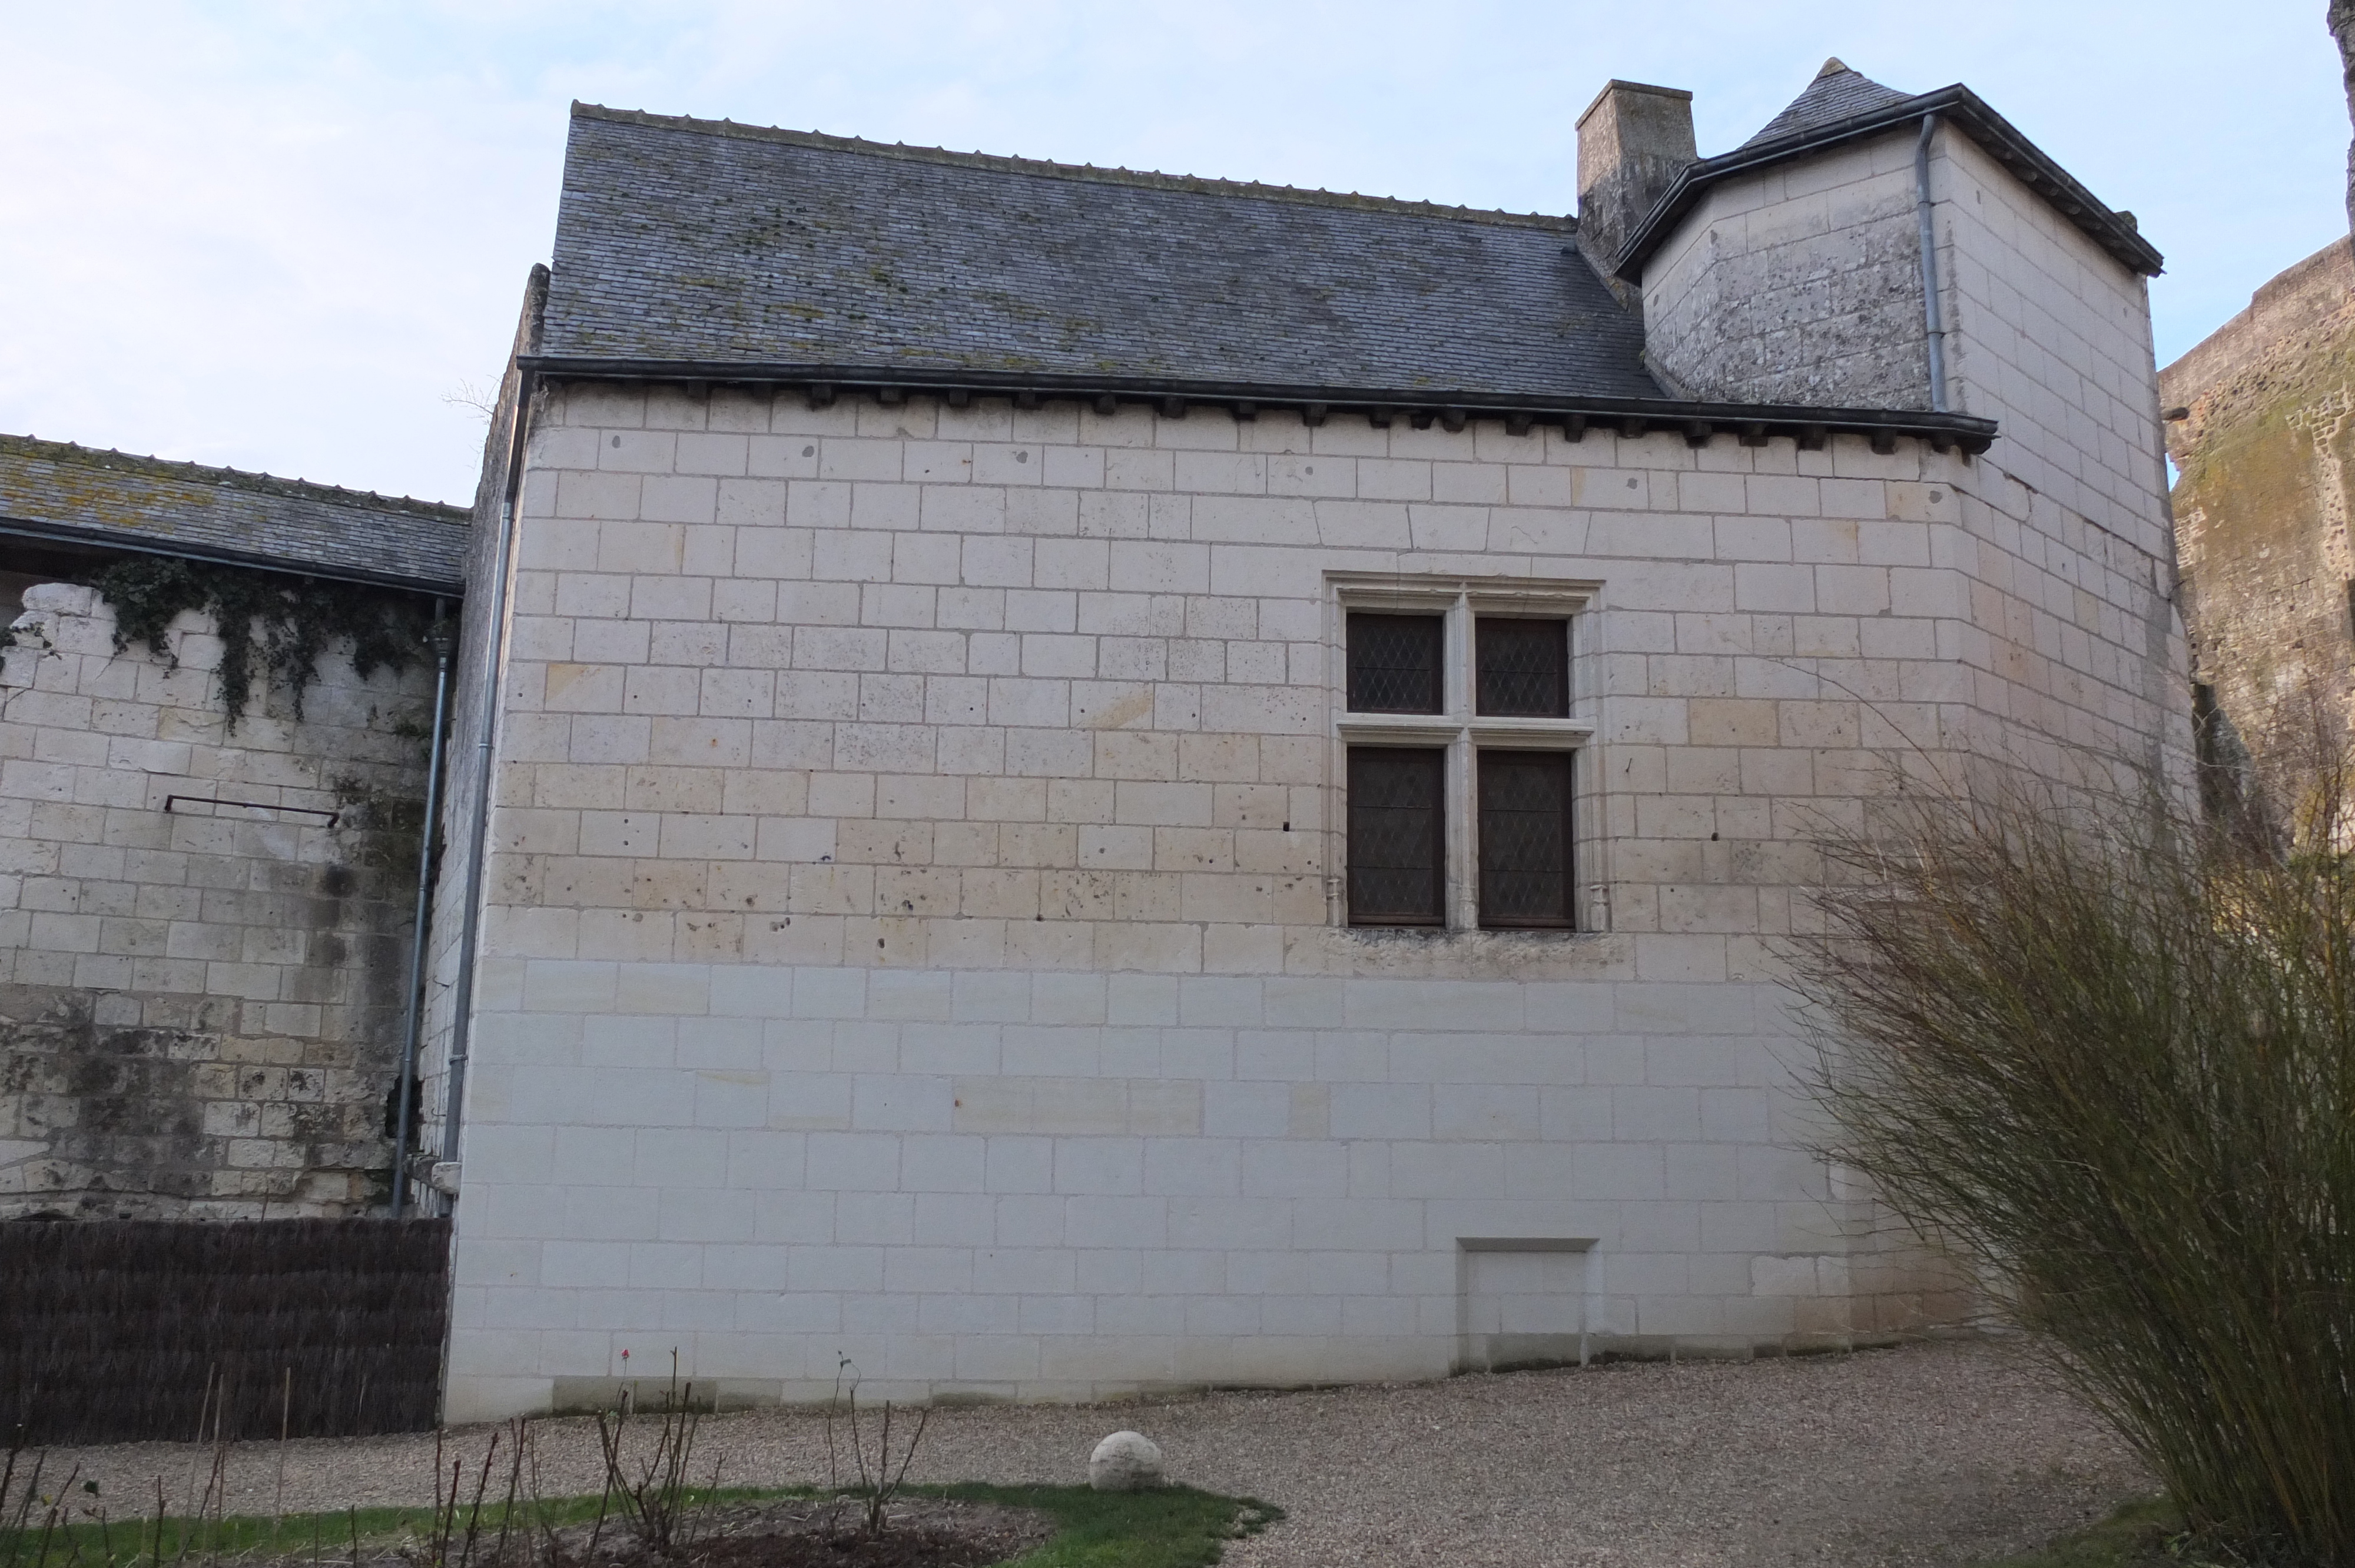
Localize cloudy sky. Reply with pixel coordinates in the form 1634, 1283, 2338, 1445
1, 3, 2343, 506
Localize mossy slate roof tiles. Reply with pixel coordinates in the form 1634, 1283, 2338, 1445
0, 434, 470, 593
542, 105, 1663, 402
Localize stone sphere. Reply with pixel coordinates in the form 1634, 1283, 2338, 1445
1088, 1430, 1165, 1491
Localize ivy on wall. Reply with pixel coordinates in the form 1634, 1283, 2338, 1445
89, 557, 431, 727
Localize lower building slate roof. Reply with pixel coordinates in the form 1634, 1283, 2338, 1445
0, 434, 471, 594
541, 105, 1664, 404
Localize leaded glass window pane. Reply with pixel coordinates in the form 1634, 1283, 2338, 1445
1347, 613, 1444, 713
1475, 617, 1568, 716
1478, 749, 1573, 928
1348, 747, 1445, 925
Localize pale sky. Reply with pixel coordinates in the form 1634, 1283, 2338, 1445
1, 2, 2343, 507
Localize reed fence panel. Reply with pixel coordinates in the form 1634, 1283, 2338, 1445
0, 1217, 450, 1444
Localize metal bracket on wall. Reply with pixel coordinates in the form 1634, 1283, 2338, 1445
162, 794, 339, 828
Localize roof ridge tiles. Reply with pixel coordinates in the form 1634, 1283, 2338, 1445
0, 432, 470, 524
569, 102, 1577, 232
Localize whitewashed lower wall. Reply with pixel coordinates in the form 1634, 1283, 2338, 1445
446, 954, 1932, 1417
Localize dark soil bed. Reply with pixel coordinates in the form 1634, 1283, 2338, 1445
141, 1498, 1060, 1568
664, 1499, 1054, 1567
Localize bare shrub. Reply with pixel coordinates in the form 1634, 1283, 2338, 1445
1793, 743, 2355, 1564
593, 1355, 709, 1558
821, 1360, 930, 1540
412, 1424, 503, 1568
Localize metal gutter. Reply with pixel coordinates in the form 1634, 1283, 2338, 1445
1610, 84, 2164, 282
516, 357, 1999, 452
0, 516, 466, 597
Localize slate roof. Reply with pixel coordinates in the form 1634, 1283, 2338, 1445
0, 434, 471, 593
539, 105, 1663, 403
1740, 59, 1911, 149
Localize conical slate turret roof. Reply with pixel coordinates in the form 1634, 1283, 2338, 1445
1740, 58, 1912, 149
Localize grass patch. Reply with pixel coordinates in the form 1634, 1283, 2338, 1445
1976, 1498, 2214, 1568
11, 1487, 754, 1568
925, 1485, 1278, 1566
9, 1501, 432, 1568
12, 1484, 1276, 1568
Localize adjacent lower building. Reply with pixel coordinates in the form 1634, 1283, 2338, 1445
0, 434, 465, 1217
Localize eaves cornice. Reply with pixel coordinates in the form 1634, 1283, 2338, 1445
518, 357, 2000, 454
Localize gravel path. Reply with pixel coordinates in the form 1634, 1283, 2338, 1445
44, 1339, 2146, 1567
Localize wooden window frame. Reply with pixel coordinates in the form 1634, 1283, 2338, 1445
1331, 577, 1597, 932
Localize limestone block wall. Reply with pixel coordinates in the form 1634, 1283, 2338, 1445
2160, 240, 2355, 748
0, 583, 437, 1217
1935, 132, 2185, 786
1937, 132, 2172, 561
1641, 133, 1932, 410
433, 381, 2185, 1416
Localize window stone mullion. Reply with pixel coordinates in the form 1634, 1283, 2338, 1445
1445, 593, 1478, 929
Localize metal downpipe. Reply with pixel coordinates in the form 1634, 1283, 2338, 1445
1916, 113, 1951, 413
437, 370, 535, 1213
389, 600, 453, 1218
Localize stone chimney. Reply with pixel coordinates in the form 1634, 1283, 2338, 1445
1575, 80, 1696, 280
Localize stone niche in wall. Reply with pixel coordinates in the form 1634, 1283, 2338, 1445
0, 582, 439, 1218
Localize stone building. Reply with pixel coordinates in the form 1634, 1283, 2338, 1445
2161, 238, 2355, 768
414, 54, 2187, 1418
0, 434, 465, 1217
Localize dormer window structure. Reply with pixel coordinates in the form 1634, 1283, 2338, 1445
1336, 585, 1594, 929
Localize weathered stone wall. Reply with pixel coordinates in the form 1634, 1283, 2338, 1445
0, 583, 437, 1217
2161, 239, 2355, 749
1641, 131, 1932, 410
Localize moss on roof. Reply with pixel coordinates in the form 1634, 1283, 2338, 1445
0, 434, 470, 592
